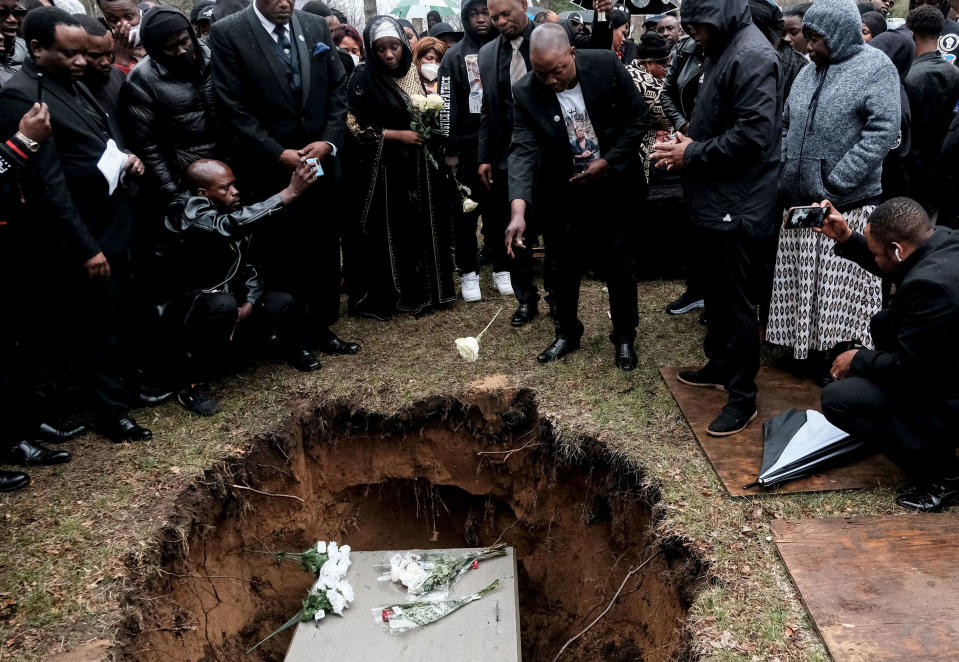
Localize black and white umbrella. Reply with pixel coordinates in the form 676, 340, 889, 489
744, 409, 865, 490
572, 0, 678, 16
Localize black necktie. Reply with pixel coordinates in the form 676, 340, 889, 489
274, 24, 292, 67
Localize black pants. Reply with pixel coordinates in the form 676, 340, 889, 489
258, 184, 341, 337
453, 154, 509, 275
491, 168, 539, 306
697, 228, 761, 409
822, 377, 959, 481
544, 182, 639, 344
161, 290, 303, 384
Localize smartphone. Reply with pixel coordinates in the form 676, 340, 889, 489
784, 205, 827, 230
305, 157, 324, 177
36, 72, 43, 103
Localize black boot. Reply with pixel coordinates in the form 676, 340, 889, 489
0, 470, 29, 492
7, 440, 72, 466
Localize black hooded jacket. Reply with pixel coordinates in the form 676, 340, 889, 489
870, 29, 913, 201
121, 8, 219, 196
678, 0, 781, 237
439, 0, 495, 159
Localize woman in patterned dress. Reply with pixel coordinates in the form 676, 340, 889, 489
766, 0, 900, 381
343, 15, 455, 320
625, 32, 673, 180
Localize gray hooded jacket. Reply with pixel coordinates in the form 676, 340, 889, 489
779, 0, 900, 210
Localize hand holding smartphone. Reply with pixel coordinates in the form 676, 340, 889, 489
784, 205, 827, 230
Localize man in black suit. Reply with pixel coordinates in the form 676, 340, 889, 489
819, 197, 959, 512
505, 24, 652, 369
0, 7, 153, 442
209, 0, 359, 357
478, 0, 611, 328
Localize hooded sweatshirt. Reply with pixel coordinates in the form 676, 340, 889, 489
678, 0, 782, 237
439, 0, 495, 159
779, 0, 900, 210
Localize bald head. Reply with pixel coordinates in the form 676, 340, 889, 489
187, 159, 241, 211
529, 23, 577, 92
529, 22, 570, 56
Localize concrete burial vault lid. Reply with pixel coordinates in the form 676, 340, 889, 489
285, 547, 521, 662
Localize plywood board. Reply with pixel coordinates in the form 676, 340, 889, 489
771, 515, 959, 661
285, 548, 520, 662
661, 366, 905, 496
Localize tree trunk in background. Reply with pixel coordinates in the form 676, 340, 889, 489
364, 0, 377, 22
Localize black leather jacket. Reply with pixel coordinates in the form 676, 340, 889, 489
661, 36, 704, 132
121, 41, 219, 196
161, 192, 285, 306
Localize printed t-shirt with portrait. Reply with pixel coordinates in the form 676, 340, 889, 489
555, 83, 600, 173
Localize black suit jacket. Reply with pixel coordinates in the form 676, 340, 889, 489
507, 50, 652, 208
209, 6, 347, 190
477, 18, 611, 170
0, 59, 130, 259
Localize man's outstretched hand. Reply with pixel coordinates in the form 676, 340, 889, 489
280, 162, 319, 205
569, 158, 608, 184
813, 200, 853, 243
505, 200, 528, 258
650, 132, 692, 171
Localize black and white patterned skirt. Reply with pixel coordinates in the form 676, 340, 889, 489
765, 205, 883, 360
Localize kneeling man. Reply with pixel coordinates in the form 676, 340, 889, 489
161, 160, 323, 416
819, 197, 959, 511
505, 23, 652, 369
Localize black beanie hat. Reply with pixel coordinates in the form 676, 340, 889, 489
140, 6, 192, 57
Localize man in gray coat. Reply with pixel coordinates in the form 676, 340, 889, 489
651, 0, 781, 437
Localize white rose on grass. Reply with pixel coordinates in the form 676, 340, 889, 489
455, 337, 480, 362
425, 93, 444, 111
410, 94, 428, 112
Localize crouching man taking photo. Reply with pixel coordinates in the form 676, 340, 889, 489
817, 197, 959, 511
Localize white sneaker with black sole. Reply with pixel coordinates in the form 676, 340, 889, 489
492, 271, 514, 296
461, 271, 481, 302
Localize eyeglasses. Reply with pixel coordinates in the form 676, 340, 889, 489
0, 7, 27, 19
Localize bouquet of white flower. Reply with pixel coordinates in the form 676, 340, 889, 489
374, 579, 501, 634
246, 541, 354, 653
408, 93, 445, 169
382, 543, 507, 597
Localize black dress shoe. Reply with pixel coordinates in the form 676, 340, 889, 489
7, 440, 71, 466
101, 417, 153, 443
537, 336, 581, 364
0, 470, 29, 492
132, 390, 175, 407
896, 476, 959, 512
511, 302, 538, 327
289, 350, 322, 372
317, 332, 361, 355
613, 342, 638, 371
37, 422, 88, 442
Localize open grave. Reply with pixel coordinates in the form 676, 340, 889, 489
119, 381, 702, 661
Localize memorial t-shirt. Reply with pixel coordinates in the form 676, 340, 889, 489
555, 83, 601, 173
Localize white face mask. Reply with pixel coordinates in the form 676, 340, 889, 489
420, 62, 439, 81
349, 53, 360, 66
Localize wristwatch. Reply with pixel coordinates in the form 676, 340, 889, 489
14, 131, 39, 152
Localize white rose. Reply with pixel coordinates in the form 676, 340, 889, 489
425, 93, 444, 111
327, 588, 347, 615
316, 541, 326, 554
462, 197, 479, 214
336, 580, 354, 603
455, 337, 480, 362
410, 94, 427, 112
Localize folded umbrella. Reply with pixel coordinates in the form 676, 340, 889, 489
744, 409, 865, 489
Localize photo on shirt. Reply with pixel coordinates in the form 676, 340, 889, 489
563, 108, 600, 174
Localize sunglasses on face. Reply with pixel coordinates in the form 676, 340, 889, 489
0, 8, 27, 19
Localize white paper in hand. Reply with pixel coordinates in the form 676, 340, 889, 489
97, 139, 127, 195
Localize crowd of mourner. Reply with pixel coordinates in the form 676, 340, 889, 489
2, 0, 959, 511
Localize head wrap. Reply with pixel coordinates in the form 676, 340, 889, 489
371, 19, 402, 42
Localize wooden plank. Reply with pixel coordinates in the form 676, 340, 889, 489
661, 366, 905, 496
771, 515, 959, 662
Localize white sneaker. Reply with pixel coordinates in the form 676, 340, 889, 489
492, 271, 514, 296
461, 272, 481, 302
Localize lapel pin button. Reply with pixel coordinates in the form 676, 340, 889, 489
298, 34, 305, 41
553, 115, 560, 122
